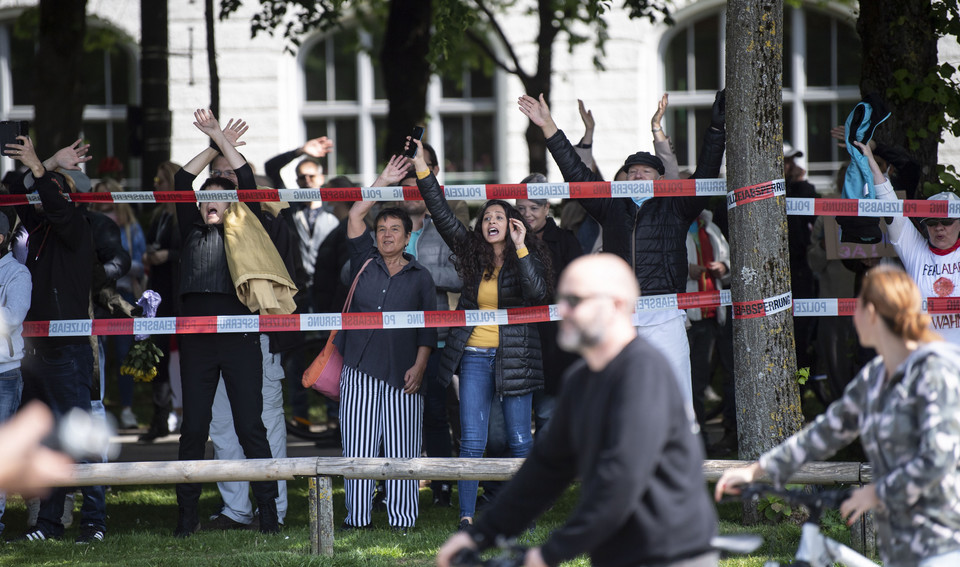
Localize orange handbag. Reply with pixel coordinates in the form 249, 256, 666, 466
302, 258, 372, 400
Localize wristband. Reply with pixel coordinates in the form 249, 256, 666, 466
651, 127, 662, 133
575, 142, 592, 149
416, 169, 430, 180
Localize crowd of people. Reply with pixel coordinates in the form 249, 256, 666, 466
0, 89, 957, 567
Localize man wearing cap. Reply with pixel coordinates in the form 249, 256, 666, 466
518, 92, 726, 404
858, 140, 960, 344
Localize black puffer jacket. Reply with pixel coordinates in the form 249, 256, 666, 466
546, 127, 725, 296
418, 173, 548, 397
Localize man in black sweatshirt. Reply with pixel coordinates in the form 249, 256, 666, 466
437, 254, 719, 567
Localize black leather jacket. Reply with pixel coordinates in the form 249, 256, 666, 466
418, 173, 548, 397
546, 127, 726, 296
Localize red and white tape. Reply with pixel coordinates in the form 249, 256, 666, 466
27, 291, 922, 337
726, 179, 786, 210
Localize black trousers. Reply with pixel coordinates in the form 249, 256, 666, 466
175, 332, 278, 508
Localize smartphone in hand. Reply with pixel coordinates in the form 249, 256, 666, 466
403, 126, 425, 159
0, 121, 27, 157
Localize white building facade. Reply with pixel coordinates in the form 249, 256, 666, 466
0, 0, 957, 190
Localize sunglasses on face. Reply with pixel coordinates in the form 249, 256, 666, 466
924, 219, 958, 228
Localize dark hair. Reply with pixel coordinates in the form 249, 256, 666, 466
375, 207, 413, 236
199, 176, 236, 191
322, 175, 353, 188
422, 142, 439, 169
451, 199, 554, 295
296, 157, 323, 176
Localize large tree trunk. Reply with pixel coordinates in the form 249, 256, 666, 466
140, 0, 171, 189
33, 0, 87, 156
205, 0, 220, 116
523, 0, 559, 175
726, 0, 803, 523
381, 0, 431, 161
858, 1, 940, 190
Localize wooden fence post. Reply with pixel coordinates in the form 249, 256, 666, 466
308, 476, 334, 556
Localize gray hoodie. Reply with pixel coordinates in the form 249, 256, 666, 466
0, 252, 32, 372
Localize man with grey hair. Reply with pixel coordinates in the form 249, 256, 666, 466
437, 254, 718, 567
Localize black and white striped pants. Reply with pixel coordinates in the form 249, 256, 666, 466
340, 365, 423, 528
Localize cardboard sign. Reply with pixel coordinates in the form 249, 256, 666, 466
823, 192, 902, 260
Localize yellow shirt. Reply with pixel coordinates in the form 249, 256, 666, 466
466, 266, 501, 347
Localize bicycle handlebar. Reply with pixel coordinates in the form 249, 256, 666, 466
736, 483, 853, 520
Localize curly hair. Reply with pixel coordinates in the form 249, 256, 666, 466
450, 199, 554, 298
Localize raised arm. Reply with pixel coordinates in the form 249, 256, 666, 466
518, 93, 559, 139
408, 138, 469, 248
192, 109, 248, 172
651, 94, 681, 180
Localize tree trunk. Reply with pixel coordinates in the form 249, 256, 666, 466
205, 0, 220, 116
140, 0, 171, 189
858, 1, 940, 190
33, 0, 87, 156
726, 0, 803, 523
523, 0, 559, 175
381, 0, 431, 161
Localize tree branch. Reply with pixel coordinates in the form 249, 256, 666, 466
465, 29, 521, 77
472, 0, 530, 82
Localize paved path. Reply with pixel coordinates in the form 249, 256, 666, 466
110, 427, 343, 463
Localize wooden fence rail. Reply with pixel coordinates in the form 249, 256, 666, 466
66, 457, 874, 557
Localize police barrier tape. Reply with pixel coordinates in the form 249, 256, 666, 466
27, 291, 922, 337
726, 179, 786, 210
2, 184, 952, 218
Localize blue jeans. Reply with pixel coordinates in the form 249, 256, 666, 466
0, 368, 23, 534
21, 343, 99, 537
458, 348, 533, 519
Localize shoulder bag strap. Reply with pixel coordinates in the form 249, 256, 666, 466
342, 257, 374, 314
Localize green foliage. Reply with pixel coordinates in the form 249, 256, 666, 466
12, 9, 125, 53
219, 0, 360, 52
885, 0, 960, 191
757, 494, 794, 522
795, 366, 810, 386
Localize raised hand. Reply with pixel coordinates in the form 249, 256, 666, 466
49, 138, 92, 171
578, 99, 595, 139
302, 136, 334, 157
405, 137, 428, 174
222, 118, 248, 147
518, 94, 554, 129
374, 154, 411, 187
8, 136, 44, 177
509, 218, 527, 248
651, 93, 668, 129
193, 109, 222, 138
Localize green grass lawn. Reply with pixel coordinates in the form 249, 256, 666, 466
0, 478, 867, 566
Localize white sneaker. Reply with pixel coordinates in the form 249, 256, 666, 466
62, 492, 75, 529
168, 412, 181, 434
120, 407, 138, 429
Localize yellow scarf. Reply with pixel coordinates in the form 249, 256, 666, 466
222, 201, 297, 314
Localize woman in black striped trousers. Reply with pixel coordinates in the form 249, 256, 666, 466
335, 156, 437, 530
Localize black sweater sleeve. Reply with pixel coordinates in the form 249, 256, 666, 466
416, 173, 469, 251
544, 130, 610, 225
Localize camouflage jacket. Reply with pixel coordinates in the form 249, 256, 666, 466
760, 343, 960, 567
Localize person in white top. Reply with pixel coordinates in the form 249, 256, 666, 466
859, 140, 960, 344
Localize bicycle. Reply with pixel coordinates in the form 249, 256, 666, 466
449, 532, 764, 566
736, 483, 878, 567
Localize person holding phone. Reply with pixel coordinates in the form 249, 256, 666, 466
407, 136, 552, 531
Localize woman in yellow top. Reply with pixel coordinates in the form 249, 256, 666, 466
406, 137, 552, 531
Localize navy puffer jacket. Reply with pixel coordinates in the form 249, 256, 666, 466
418, 173, 548, 397
546, 127, 725, 296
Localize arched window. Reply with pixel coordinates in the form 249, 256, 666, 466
0, 18, 138, 181
301, 28, 499, 184
661, 3, 860, 186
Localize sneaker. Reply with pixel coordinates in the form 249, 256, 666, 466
9, 528, 58, 542
120, 408, 138, 429
204, 513, 251, 531
75, 525, 105, 544
62, 492, 75, 529
433, 484, 452, 508
168, 412, 181, 434
457, 518, 472, 532
138, 426, 169, 444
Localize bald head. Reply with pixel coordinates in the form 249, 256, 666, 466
561, 254, 639, 312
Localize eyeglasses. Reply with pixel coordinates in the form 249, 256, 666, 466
211, 169, 235, 178
557, 293, 612, 309
924, 218, 958, 228
296, 173, 319, 181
